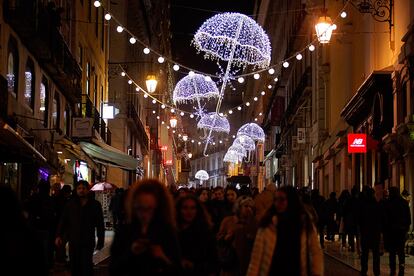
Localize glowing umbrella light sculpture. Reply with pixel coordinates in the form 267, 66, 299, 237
173, 73, 220, 118
193, 12, 271, 155
223, 151, 240, 163
237, 123, 265, 143
195, 169, 209, 185
227, 144, 247, 158
233, 135, 256, 151
197, 112, 230, 134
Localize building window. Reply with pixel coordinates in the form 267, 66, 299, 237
24, 59, 35, 110
86, 62, 90, 96
7, 37, 19, 97
40, 77, 49, 127
63, 104, 71, 136
52, 93, 60, 129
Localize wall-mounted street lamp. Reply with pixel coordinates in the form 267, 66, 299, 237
145, 75, 158, 93
169, 115, 178, 128
315, 0, 337, 44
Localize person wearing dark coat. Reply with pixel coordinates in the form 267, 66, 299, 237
359, 186, 384, 276
110, 179, 181, 276
55, 180, 105, 276
176, 195, 218, 276
24, 179, 55, 269
384, 187, 411, 276
311, 189, 326, 248
0, 185, 48, 276
342, 186, 360, 252
324, 192, 338, 241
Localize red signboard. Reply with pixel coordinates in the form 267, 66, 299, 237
348, 134, 367, 153
160, 145, 168, 151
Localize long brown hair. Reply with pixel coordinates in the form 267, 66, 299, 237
125, 179, 176, 228
176, 195, 213, 230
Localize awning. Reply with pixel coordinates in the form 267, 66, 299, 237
80, 139, 139, 171
0, 122, 47, 163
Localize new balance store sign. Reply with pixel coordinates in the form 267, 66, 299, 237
348, 134, 367, 153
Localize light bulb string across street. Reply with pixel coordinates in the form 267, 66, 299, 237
96, 1, 349, 79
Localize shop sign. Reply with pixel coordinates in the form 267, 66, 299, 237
72, 118, 93, 138
160, 145, 168, 151
347, 134, 367, 153
164, 159, 173, 165
297, 128, 306, 144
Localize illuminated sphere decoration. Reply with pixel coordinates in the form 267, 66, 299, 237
233, 135, 256, 151
197, 112, 230, 134
227, 144, 247, 158
192, 12, 271, 68
237, 123, 265, 142
173, 73, 220, 104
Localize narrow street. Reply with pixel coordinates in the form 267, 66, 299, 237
324, 254, 360, 276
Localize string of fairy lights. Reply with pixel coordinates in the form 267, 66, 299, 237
94, 0, 352, 155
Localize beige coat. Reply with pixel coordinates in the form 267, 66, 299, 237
247, 216, 323, 276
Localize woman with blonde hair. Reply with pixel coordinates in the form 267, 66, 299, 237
110, 179, 181, 275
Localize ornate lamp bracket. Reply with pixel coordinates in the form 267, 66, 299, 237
346, 0, 393, 30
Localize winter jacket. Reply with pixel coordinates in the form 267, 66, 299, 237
57, 197, 105, 248
247, 216, 323, 276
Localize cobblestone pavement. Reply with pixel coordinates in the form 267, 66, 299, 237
324, 239, 414, 276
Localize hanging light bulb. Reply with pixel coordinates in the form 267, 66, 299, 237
191, 140, 195, 143
261, 91, 266, 96
190, 114, 194, 118
274, 77, 279, 82
143, 48, 150, 54
173, 64, 180, 71
268, 68, 275, 75
158, 57, 165, 63
127, 80, 132, 84
182, 134, 188, 142
145, 75, 157, 93
232, 135, 236, 139
219, 112, 224, 116
253, 73, 260, 80
170, 108, 175, 113
340, 11, 347, 18
188, 153, 192, 159
228, 110, 233, 114
259, 112, 263, 116
246, 102, 250, 106
135, 87, 140, 92
129, 37, 137, 44
254, 97, 258, 101
121, 72, 126, 77
180, 111, 185, 116
268, 85, 272, 89
237, 106, 242, 111
104, 13, 111, 21
152, 99, 156, 104
188, 71, 195, 77
143, 94, 148, 98
315, 16, 337, 44
308, 44, 316, 51
93, 1, 101, 8
283, 61, 289, 68
198, 141, 201, 145
204, 76, 212, 82
167, 125, 170, 129
254, 118, 258, 121
296, 53, 303, 60
161, 104, 166, 109
116, 26, 123, 33
156, 116, 160, 119
237, 77, 245, 83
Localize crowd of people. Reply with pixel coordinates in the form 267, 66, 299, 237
1, 178, 412, 276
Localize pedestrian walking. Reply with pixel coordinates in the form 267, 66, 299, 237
311, 189, 326, 248
254, 183, 276, 222
0, 185, 48, 276
207, 186, 228, 234
196, 187, 210, 203
55, 180, 105, 276
337, 189, 351, 248
25, 179, 55, 269
324, 192, 338, 241
110, 179, 181, 275
247, 186, 323, 276
384, 187, 411, 276
224, 186, 238, 215
53, 184, 72, 263
109, 188, 125, 230
342, 186, 360, 252
217, 195, 257, 276
359, 185, 383, 276
176, 195, 218, 276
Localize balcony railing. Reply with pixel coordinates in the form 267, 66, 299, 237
80, 95, 111, 144
3, 1, 82, 103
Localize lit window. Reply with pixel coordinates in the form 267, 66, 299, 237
24, 60, 35, 110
